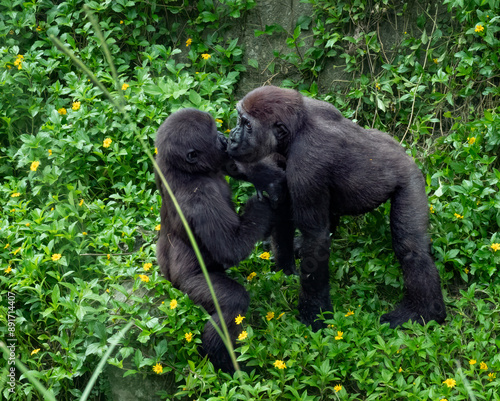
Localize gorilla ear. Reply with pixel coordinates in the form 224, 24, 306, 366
275, 122, 290, 141
186, 149, 198, 164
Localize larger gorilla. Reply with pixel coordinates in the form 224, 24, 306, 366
155, 108, 283, 372
228, 85, 446, 330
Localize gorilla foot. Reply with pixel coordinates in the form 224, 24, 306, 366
280, 263, 298, 275
298, 293, 333, 331
198, 344, 235, 374
380, 300, 446, 328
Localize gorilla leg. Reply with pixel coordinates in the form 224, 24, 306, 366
181, 272, 250, 373
271, 196, 297, 275
380, 171, 446, 327
297, 228, 333, 331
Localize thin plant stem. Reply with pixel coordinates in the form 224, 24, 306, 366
0, 341, 57, 401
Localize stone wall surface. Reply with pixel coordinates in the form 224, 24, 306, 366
230, 0, 314, 98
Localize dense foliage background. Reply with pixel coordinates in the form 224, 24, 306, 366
1, 0, 499, 400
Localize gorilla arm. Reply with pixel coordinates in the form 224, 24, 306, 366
223, 153, 287, 208
187, 180, 274, 268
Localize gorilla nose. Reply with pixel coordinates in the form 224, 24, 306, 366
228, 128, 239, 151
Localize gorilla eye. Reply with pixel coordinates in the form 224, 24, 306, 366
186, 149, 198, 164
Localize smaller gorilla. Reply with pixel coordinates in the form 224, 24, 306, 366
155, 108, 284, 373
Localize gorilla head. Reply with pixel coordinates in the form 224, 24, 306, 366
156, 108, 228, 174
228, 86, 307, 163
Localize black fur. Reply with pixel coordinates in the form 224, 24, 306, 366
228, 86, 446, 330
155, 108, 283, 372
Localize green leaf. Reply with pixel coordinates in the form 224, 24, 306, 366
248, 58, 259, 69
188, 90, 201, 106
51, 285, 60, 305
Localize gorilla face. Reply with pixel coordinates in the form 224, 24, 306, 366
228, 85, 305, 163
227, 103, 280, 163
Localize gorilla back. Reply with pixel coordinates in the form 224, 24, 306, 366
228, 86, 446, 331
155, 108, 276, 372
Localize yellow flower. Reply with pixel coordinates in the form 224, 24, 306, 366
238, 331, 248, 341
107, 254, 111, 260
14, 55, 23, 69
5, 266, 12, 274
469, 359, 477, 365
259, 252, 270, 260
201, 53, 211, 60
398, 367, 403, 373
31, 349, 40, 355
480, 362, 488, 370
121, 83, 129, 90
277, 312, 285, 319
454, 213, 464, 219
139, 274, 149, 282
103, 138, 112, 148
247, 272, 257, 281
235, 314, 245, 325
51, 253, 62, 261
186, 38, 192, 46
120, 20, 124, 24
273, 360, 286, 369
143, 263, 153, 271
468, 136, 476, 145
335, 331, 343, 340
4, 244, 9, 248
375, 82, 381, 90
11, 193, 21, 197
433, 58, 438, 64
345, 310, 354, 317
475, 24, 484, 33
464, 267, 469, 274
48, 149, 52, 156
154, 147, 158, 154
30, 161, 40, 171
79, 199, 84, 206
170, 299, 178, 309
13, 247, 22, 255
490, 243, 500, 252
36, 25, 42, 32
185, 332, 193, 342
430, 205, 435, 214
334, 384, 342, 392
152, 363, 163, 374
442, 378, 456, 388
155, 224, 161, 231
266, 311, 275, 321
58, 107, 67, 115
25, 223, 30, 227
215, 119, 223, 124
488, 372, 496, 381
72, 101, 81, 111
